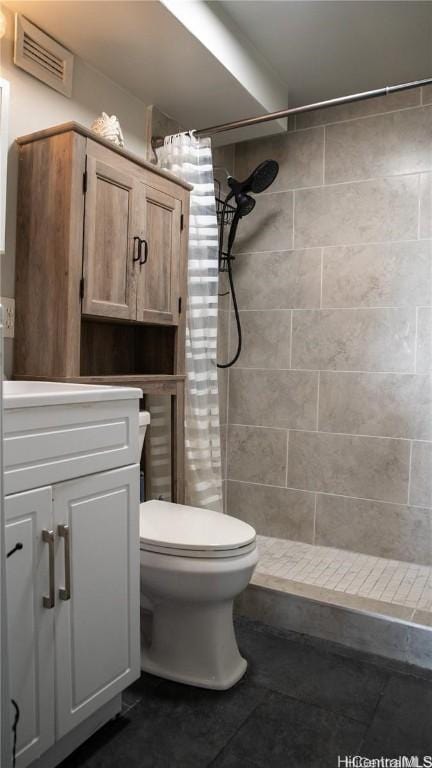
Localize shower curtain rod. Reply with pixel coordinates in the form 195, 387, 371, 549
152, 77, 432, 148
194, 77, 432, 136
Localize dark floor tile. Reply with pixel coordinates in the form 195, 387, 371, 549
212, 690, 366, 768
60, 675, 267, 768
236, 622, 389, 724
235, 616, 432, 683
211, 751, 262, 768
122, 669, 163, 707
361, 674, 432, 758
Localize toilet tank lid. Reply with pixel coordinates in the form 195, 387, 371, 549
139, 500, 256, 551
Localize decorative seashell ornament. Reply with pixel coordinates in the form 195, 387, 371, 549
90, 112, 125, 147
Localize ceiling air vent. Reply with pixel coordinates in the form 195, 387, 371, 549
14, 14, 74, 98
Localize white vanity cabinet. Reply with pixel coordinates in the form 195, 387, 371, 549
5, 486, 54, 768
3, 382, 142, 768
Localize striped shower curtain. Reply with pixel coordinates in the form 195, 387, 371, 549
159, 132, 223, 511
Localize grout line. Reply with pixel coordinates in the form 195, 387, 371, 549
315, 371, 321, 431
228, 424, 422, 443
231, 305, 423, 313
414, 307, 419, 374
292, 190, 296, 250
258, 169, 421, 196
417, 173, 422, 240
285, 430, 290, 488
407, 440, 414, 507
319, 247, 324, 309
227, 478, 432, 511
234, 237, 432, 257
289, 310, 293, 369
313, 494, 317, 544
322, 125, 326, 185
231, 366, 427, 375
291, 99, 423, 132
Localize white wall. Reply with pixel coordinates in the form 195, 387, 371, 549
0, 3, 150, 374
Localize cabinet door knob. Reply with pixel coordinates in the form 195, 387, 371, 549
42, 529, 55, 609
58, 524, 71, 601
140, 238, 148, 265
133, 236, 141, 262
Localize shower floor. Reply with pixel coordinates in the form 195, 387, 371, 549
253, 536, 432, 627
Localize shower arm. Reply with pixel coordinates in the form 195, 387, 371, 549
151, 76, 432, 150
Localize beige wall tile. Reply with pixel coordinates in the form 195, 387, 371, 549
422, 85, 432, 106
294, 176, 419, 248
319, 372, 432, 440
234, 127, 324, 192
234, 191, 293, 253
234, 249, 321, 309
227, 480, 315, 541
218, 368, 228, 425
220, 424, 227, 480
316, 494, 432, 565
218, 272, 231, 312
287, 431, 410, 503
291, 308, 415, 372
325, 107, 432, 183
416, 308, 432, 374
213, 144, 235, 175
229, 369, 318, 429
296, 89, 421, 129
227, 425, 288, 485
410, 441, 432, 508
230, 310, 291, 369
217, 308, 230, 361
420, 173, 432, 239
322, 241, 432, 308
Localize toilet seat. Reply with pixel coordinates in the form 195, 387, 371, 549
139, 500, 256, 559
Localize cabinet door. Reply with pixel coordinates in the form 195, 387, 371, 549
5, 487, 55, 768
53, 465, 140, 738
82, 154, 139, 320
136, 185, 182, 325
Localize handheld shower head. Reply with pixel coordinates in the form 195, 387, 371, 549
227, 159, 279, 208
245, 159, 279, 194
217, 159, 278, 368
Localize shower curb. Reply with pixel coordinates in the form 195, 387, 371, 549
235, 583, 432, 671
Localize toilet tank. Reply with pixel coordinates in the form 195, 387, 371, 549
139, 410, 151, 457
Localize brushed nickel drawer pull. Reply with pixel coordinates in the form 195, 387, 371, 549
58, 524, 71, 601
42, 529, 55, 609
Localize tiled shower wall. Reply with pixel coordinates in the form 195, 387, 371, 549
217, 86, 432, 566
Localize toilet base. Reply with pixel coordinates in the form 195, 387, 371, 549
141, 599, 247, 690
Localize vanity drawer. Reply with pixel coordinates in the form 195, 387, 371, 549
3, 399, 139, 494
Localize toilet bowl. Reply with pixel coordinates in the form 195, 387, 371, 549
139, 500, 258, 690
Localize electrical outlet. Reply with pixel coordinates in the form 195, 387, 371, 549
0, 297, 15, 338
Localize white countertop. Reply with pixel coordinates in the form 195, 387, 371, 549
3, 381, 143, 409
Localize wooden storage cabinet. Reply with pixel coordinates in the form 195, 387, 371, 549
83, 148, 182, 326
14, 122, 191, 379
14, 123, 190, 502
5, 466, 140, 768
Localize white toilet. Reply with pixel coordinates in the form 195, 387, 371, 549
137, 412, 258, 690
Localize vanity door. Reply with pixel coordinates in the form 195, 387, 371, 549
53, 465, 140, 738
5, 486, 55, 768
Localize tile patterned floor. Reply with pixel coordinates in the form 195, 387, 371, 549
253, 536, 432, 625
58, 617, 432, 768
